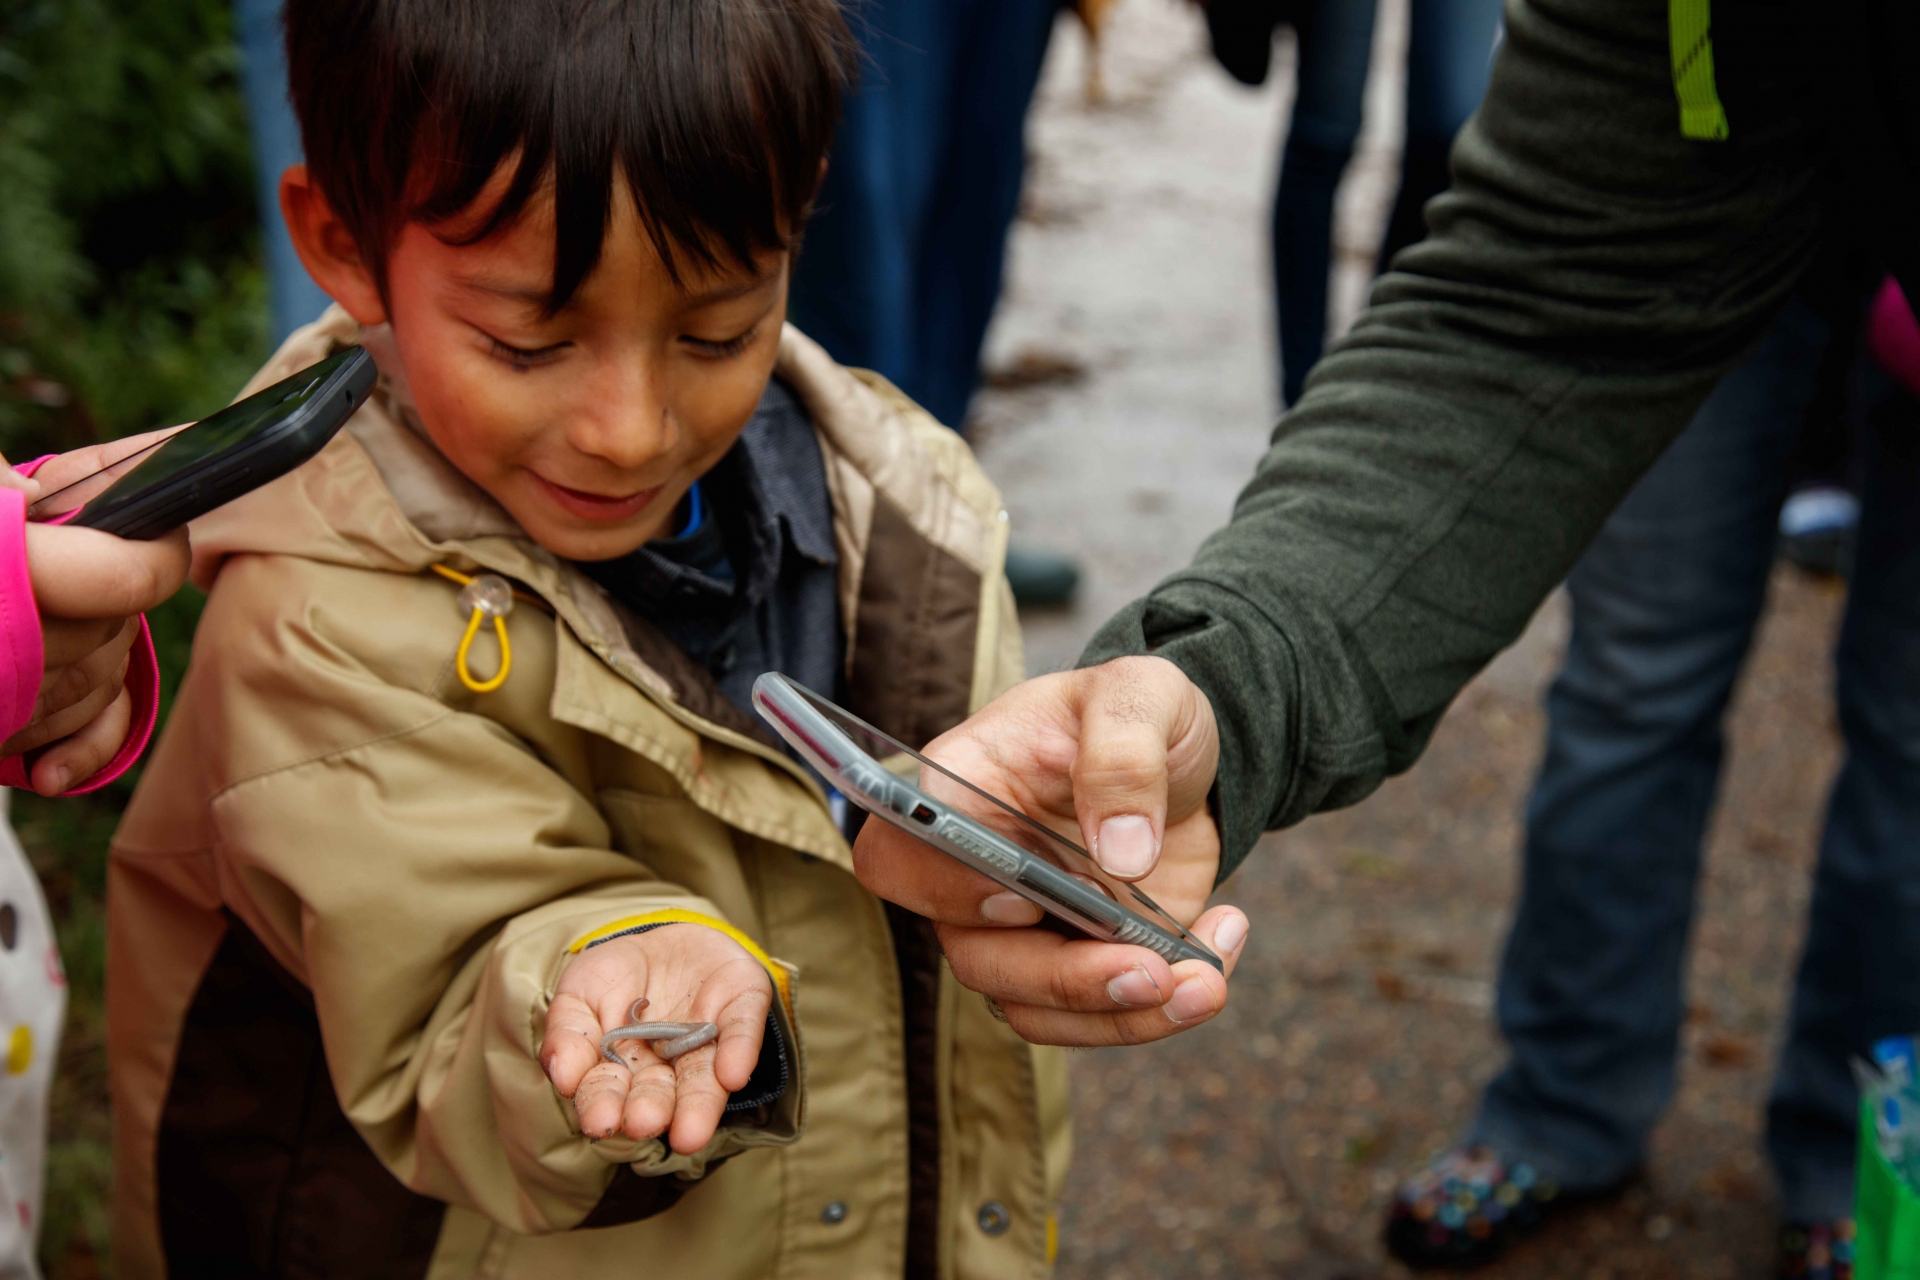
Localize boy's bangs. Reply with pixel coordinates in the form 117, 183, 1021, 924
291, 0, 852, 310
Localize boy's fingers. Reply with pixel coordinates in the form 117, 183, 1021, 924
573, 1060, 637, 1140
666, 1045, 730, 1154
542, 992, 612, 1096
710, 988, 773, 1094
27, 687, 131, 796
620, 1056, 679, 1143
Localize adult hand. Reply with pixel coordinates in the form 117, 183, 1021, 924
853, 655, 1248, 1046
1, 428, 191, 793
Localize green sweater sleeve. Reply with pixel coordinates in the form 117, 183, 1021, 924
1080, 0, 1827, 878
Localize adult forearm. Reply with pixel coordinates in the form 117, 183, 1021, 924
1084, 0, 1825, 876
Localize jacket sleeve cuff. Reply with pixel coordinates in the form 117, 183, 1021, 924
0, 485, 42, 747
570, 907, 795, 1019
0, 615, 159, 796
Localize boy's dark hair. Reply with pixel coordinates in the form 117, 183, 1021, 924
285, 0, 853, 308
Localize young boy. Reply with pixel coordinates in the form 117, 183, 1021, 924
104, 1, 1066, 1276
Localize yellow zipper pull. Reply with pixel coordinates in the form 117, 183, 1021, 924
431, 563, 514, 693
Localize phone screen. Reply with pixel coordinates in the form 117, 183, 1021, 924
776, 679, 1213, 958
28, 349, 360, 522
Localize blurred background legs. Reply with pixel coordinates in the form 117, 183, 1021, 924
1271, 0, 1375, 408
1472, 299, 1826, 1205
789, 0, 1081, 604
1376, 0, 1502, 267
1767, 379, 1920, 1224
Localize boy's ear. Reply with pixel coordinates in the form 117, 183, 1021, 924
280, 164, 388, 327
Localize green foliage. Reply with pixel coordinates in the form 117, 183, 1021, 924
0, 1, 268, 1275
0, 0, 269, 457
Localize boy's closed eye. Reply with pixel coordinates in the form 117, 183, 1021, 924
486, 335, 570, 371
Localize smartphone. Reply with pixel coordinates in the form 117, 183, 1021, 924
28, 346, 377, 539
752, 673, 1222, 970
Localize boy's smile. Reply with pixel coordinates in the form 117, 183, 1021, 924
288, 163, 789, 563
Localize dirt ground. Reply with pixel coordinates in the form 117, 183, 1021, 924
973, 3, 1849, 1274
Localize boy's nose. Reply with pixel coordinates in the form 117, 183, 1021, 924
567, 376, 677, 471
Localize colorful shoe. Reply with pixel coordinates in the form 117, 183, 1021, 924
1779, 1219, 1855, 1280
1382, 1145, 1565, 1268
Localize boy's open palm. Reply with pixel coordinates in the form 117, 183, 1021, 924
542, 926, 773, 1155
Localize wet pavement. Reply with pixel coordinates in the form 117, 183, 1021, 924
972, 3, 1847, 1273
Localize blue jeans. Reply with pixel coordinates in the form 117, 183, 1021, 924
787, 0, 1060, 430
1378, 0, 1504, 264
1472, 299, 1920, 1222
234, 0, 333, 343
1272, 0, 1377, 407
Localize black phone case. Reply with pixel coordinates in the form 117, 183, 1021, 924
71, 347, 378, 540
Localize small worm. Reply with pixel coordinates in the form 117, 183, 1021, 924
598, 997, 719, 1065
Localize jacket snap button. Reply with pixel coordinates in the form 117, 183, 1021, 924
820, 1201, 848, 1225
976, 1201, 1010, 1236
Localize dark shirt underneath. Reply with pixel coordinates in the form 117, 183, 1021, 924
581, 378, 842, 718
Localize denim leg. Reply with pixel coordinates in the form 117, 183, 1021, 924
1403, 0, 1503, 141
1271, 0, 1375, 406
912, 0, 1059, 429
233, 0, 333, 342
1471, 299, 1830, 1187
1378, 0, 1502, 265
788, 0, 960, 396
1768, 390, 1920, 1222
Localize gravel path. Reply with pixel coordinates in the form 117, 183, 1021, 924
971, 4, 1846, 1272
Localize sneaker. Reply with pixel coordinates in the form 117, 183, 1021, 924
1777, 486, 1859, 578
1004, 541, 1081, 607
1382, 1145, 1566, 1268
1779, 1219, 1854, 1280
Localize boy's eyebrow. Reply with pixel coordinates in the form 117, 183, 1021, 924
456, 268, 777, 310
455, 275, 554, 310
681, 273, 776, 306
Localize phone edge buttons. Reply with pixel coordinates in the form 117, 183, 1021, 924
934, 819, 1022, 876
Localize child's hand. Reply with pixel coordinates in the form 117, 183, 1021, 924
541, 925, 773, 1155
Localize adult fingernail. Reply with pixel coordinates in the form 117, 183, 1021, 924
1213, 912, 1248, 958
1163, 977, 1216, 1024
981, 891, 1043, 925
1096, 814, 1157, 878
43, 768, 69, 796
1107, 964, 1164, 1007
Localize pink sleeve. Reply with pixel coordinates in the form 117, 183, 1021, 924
0, 454, 163, 795
1868, 277, 1920, 402
0, 486, 42, 747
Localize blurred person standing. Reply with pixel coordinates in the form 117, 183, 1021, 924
1374, 0, 1506, 269
1382, 241, 1899, 1270
787, 0, 1084, 606
1208, 0, 1504, 407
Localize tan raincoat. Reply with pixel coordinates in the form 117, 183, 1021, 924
106, 308, 1069, 1279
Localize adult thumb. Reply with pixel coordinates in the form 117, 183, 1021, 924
1070, 656, 1218, 881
